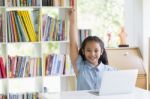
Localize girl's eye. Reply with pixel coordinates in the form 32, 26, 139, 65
95, 50, 99, 53
85, 49, 91, 52
87, 50, 91, 52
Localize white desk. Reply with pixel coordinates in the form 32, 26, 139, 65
40, 88, 150, 99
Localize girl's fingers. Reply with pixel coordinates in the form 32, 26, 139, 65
68, 8, 75, 16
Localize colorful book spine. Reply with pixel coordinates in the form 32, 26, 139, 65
7, 0, 40, 6
0, 0, 4, 6
9, 93, 38, 99
0, 57, 7, 78
44, 54, 74, 76
42, 14, 70, 41
78, 29, 92, 47
42, 0, 73, 7
0, 95, 7, 99
7, 10, 39, 42
0, 14, 3, 42
8, 56, 41, 78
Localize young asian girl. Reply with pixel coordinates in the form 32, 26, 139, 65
69, 9, 116, 90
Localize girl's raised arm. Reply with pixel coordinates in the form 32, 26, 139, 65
69, 9, 79, 76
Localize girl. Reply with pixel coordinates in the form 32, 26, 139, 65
69, 9, 116, 90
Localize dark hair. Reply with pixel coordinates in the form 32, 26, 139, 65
79, 36, 108, 65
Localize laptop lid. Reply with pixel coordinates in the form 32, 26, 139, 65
99, 69, 138, 95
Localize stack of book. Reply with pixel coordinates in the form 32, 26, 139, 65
42, 13, 70, 41
0, 0, 4, 6
44, 54, 74, 76
42, 0, 74, 6
7, 0, 40, 6
9, 93, 38, 99
8, 56, 42, 78
78, 29, 91, 47
7, 10, 40, 42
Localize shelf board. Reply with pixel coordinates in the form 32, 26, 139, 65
8, 76, 42, 80
8, 77, 42, 93
0, 79, 7, 94
44, 74, 75, 77
42, 6, 72, 9
7, 41, 41, 44
43, 76, 61, 92
6, 6, 41, 9
0, 6, 5, 8
42, 40, 69, 43
0, 42, 6, 45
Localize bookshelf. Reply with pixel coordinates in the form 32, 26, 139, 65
0, 0, 75, 98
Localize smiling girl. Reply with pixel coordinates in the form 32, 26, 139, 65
69, 9, 116, 90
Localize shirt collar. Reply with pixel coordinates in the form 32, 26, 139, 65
85, 61, 105, 71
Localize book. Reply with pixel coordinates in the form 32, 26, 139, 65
0, 57, 6, 78
17, 11, 30, 41
24, 11, 37, 41
7, 0, 40, 6
8, 56, 41, 78
9, 93, 38, 99
18, 10, 37, 42
78, 29, 91, 47
44, 54, 73, 75
0, 0, 4, 6
0, 14, 3, 42
9, 11, 19, 42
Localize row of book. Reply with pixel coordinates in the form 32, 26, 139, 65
42, 0, 74, 6
0, 13, 6, 42
0, 0, 74, 7
44, 54, 74, 76
7, 0, 40, 6
78, 29, 91, 47
0, 57, 7, 78
9, 93, 38, 99
1, 54, 74, 78
42, 14, 70, 41
8, 56, 42, 78
7, 10, 40, 42
0, 0, 4, 6
0, 95, 7, 99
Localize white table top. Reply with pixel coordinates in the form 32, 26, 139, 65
40, 88, 150, 99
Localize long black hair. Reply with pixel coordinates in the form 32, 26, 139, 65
79, 36, 108, 65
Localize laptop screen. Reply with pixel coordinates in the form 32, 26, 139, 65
90, 69, 138, 95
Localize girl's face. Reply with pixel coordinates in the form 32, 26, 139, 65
83, 41, 102, 66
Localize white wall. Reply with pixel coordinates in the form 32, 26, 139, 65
124, 0, 143, 48
125, 0, 150, 73
143, 0, 150, 73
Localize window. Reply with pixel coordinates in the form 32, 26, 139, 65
77, 0, 124, 47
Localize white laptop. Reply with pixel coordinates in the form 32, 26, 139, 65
90, 69, 138, 95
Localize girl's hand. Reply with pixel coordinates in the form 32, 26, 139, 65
68, 8, 76, 23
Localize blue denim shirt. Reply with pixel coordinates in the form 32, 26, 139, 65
76, 55, 116, 90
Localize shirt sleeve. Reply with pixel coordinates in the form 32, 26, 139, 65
76, 55, 84, 71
